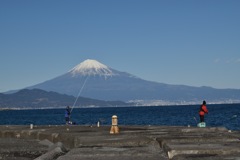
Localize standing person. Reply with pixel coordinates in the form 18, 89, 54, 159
199, 100, 208, 123
65, 106, 71, 124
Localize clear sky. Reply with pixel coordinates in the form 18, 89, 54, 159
1, 0, 240, 92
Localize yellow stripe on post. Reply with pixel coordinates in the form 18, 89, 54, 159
110, 115, 119, 134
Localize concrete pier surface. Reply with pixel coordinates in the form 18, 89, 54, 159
0, 125, 240, 160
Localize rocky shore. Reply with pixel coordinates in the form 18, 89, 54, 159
0, 125, 240, 160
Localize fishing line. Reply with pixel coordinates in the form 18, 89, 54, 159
70, 75, 89, 113
193, 117, 197, 123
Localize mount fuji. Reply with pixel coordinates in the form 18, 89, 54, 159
26, 59, 240, 105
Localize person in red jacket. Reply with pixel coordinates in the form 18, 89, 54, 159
199, 100, 208, 122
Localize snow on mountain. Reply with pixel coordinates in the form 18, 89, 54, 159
69, 59, 115, 77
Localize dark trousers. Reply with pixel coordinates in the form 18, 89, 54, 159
200, 115, 204, 122
65, 117, 70, 122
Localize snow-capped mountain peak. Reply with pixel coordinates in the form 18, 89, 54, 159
69, 59, 114, 76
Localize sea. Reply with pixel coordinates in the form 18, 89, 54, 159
0, 104, 240, 131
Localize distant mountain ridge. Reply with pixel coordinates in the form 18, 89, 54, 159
6, 59, 240, 105
0, 89, 131, 109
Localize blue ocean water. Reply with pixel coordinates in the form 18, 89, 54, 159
0, 104, 240, 130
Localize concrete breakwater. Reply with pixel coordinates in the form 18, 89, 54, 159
0, 125, 240, 159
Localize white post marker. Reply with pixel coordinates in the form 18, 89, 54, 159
97, 121, 100, 127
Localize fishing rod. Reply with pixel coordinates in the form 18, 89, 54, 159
70, 75, 89, 114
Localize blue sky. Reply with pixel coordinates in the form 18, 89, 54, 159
1, 0, 240, 92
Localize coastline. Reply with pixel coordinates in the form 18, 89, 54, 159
1, 102, 240, 110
